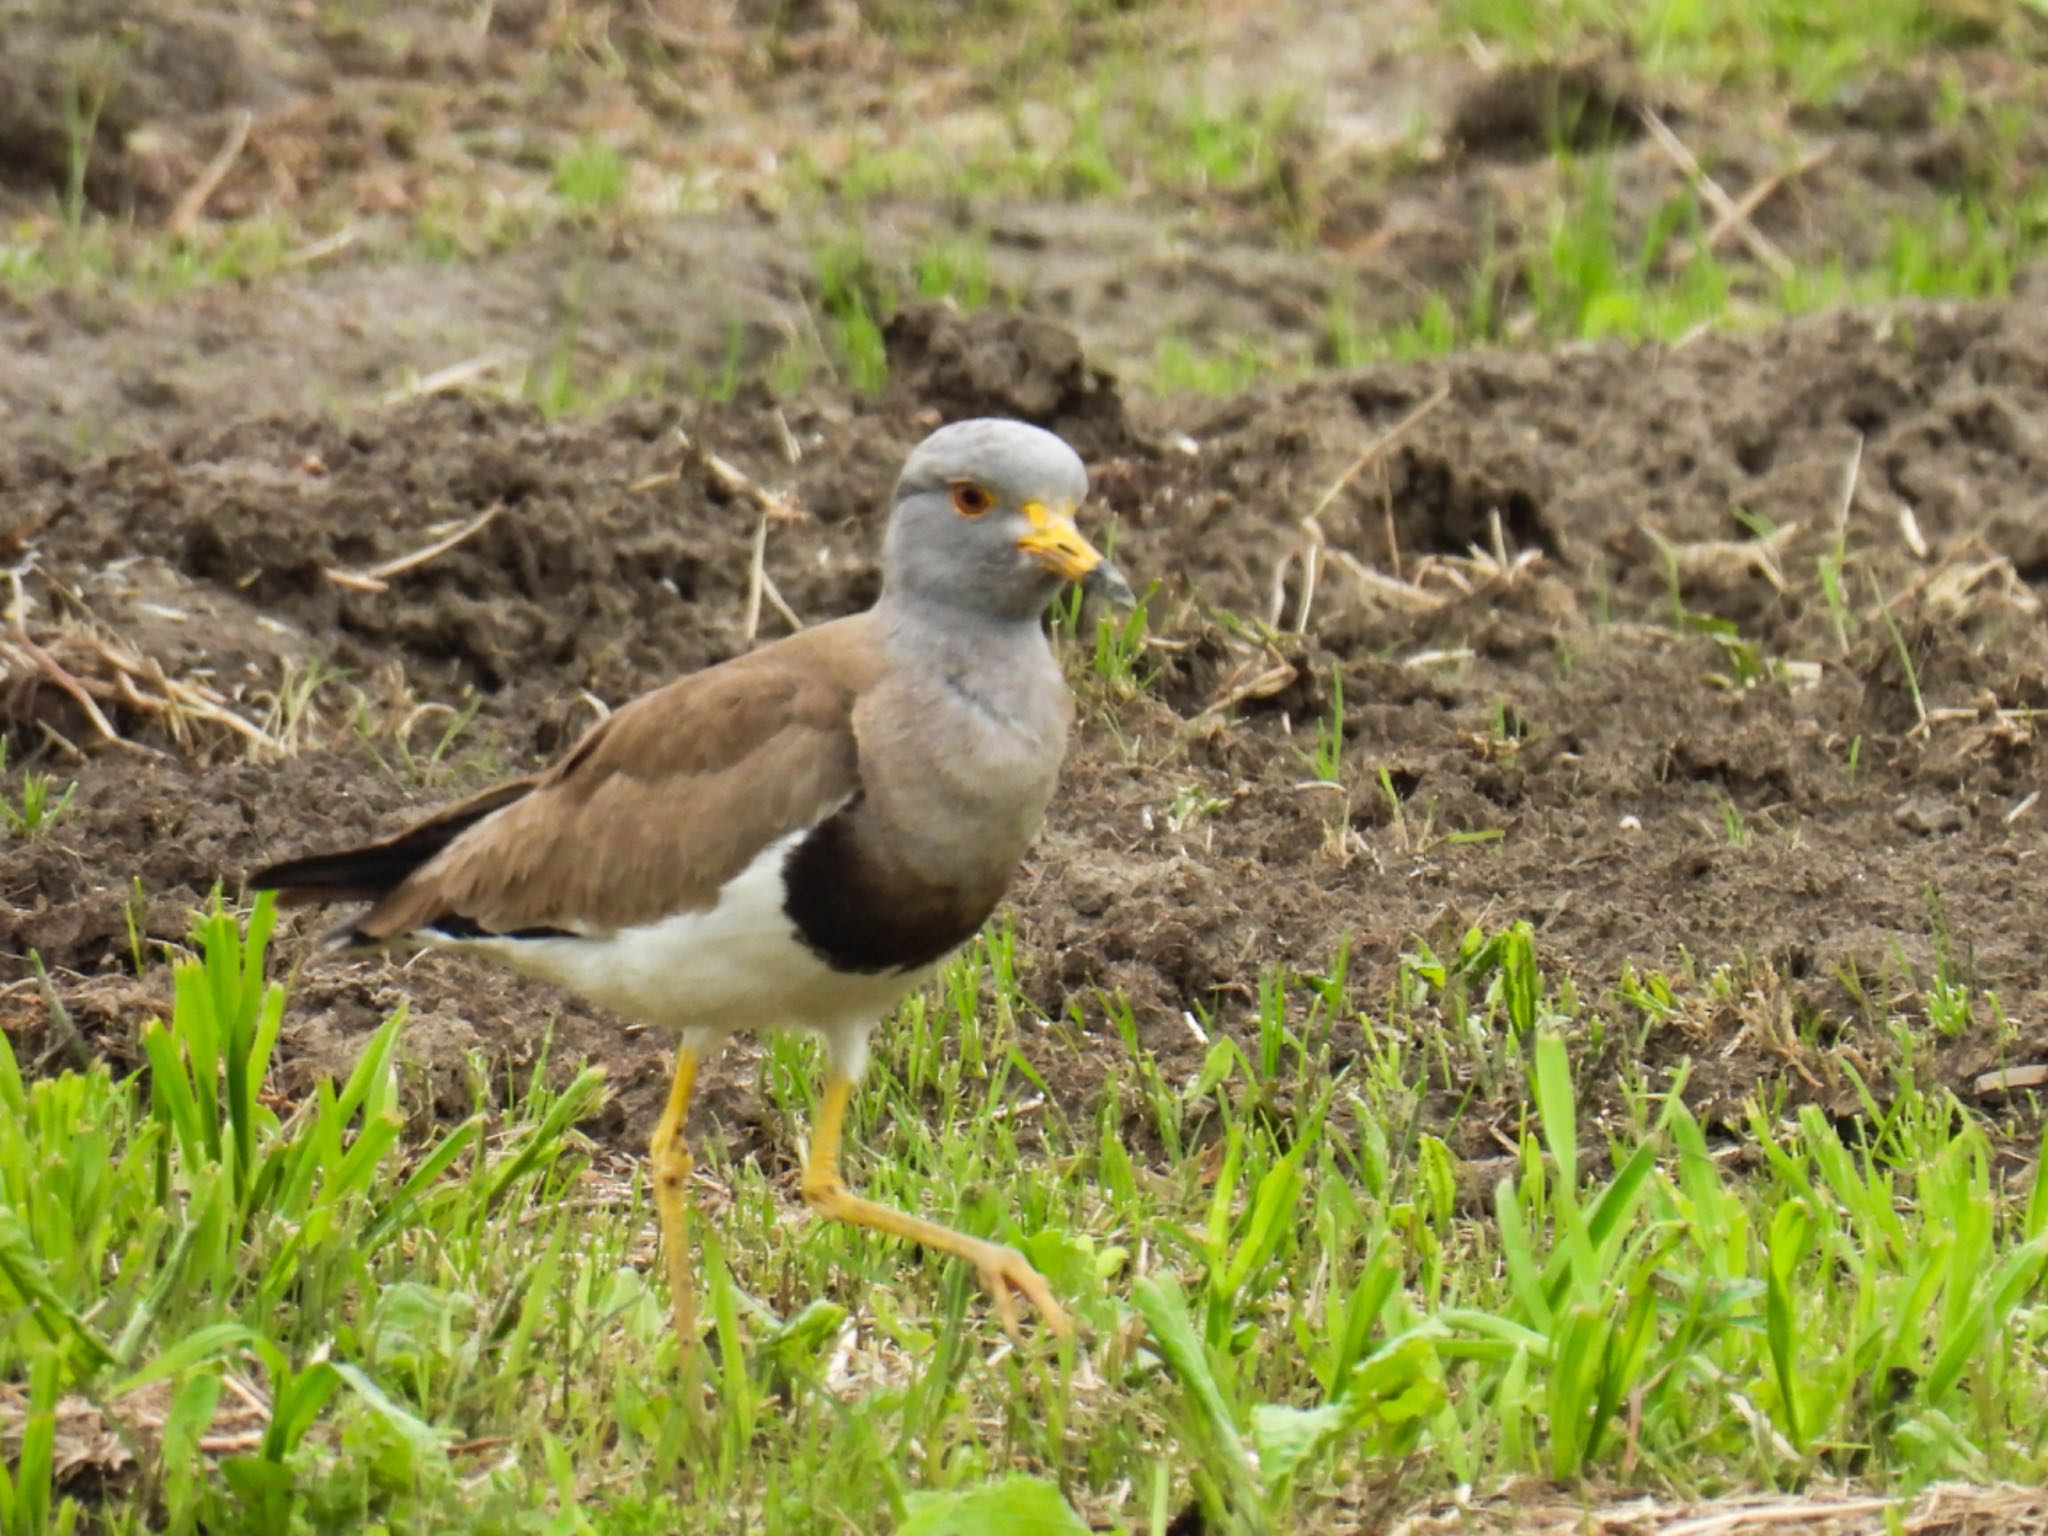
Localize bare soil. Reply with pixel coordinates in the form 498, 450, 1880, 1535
4, 3, 2044, 447
6, 293, 2048, 1168
3, 1, 2047, 1169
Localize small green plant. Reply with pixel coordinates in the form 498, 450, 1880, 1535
1304, 667, 1346, 783
0, 896, 606, 1532
1151, 333, 1277, 396
552, 137, 629, 214
1166, 780, 1230, 833
912, 229, 993, 309
1923, 887, 1978, 1039
1528, 157, 1733, 343
0, 743, 77, 838
260, 658, 347, 753
527, 258, 592, 417
1644, 527, 1779, 687
1375, 763, 1408, 843
1818, 530, 1854, 655
1087, 583, 1156, 697
1713, 790, 1751, 846
1873, 573, 1929, 729
811, 231, 893, 393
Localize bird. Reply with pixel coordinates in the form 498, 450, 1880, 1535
248, 417, 1134, 1353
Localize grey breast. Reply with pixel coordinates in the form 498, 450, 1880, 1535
780, 621, 1069, 976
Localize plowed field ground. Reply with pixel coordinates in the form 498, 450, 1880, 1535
4, 4, 2048, 1532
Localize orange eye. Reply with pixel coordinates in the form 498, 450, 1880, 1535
950, 481, 993, 518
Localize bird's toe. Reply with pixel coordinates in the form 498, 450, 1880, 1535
977, 1247, 1072, 1342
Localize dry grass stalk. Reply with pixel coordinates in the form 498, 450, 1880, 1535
1702, 142, 1835, 254
1327, 549, 1450, 612
1834, 435, 1865, 533
1271, 382, 1454, 630
1639, 107, 1795, 281
323, 504, 504, 593
381, 352, 520, 405
742, 510, 770, 643
167, 109, 254, 237
675, 428, 806, 524
89, 635, 285, 757
1307, 380, 1454, 525
742, 508, 806, 646
3, 581, 287, 760
3, 627, 133, 751
0, 1376, 272, 1483
1651, 519, 1801, 594
1194, 632, 1300, 722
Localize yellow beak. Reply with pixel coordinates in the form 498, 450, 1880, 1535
1019, 502, 1136, 605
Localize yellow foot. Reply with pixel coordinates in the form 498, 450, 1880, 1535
803, 1176, 1072, 1343
971, 1239, 1072, 1343
803, 1072, 1072, 1344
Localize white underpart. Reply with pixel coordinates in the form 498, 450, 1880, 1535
417, 830, 938, 1081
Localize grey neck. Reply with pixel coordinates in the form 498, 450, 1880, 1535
873, 592, 1058, 699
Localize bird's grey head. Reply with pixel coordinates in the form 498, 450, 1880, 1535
880, 418, 1134, 623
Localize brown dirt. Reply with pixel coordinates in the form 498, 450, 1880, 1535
3, 2, 2043, 451
5, 0, 2048, 1173
6, 296, 2048, 1163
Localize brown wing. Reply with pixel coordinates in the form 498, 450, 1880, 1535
251, 778, 540, 908
334, 632, 874, 942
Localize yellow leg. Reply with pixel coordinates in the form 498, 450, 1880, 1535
649, 1049, 700, 1356
801, 1074, 1071, 1341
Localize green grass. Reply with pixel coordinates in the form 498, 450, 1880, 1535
772, 223, 1008, 396
3, 900, 2043, 1532
552, 138, 630, 217
1149, 334, 1282, 395
783, 24, 1313, 229
1054, 568, 1158, 702
0, 744, 76, 839
0, 215, 311, 303
1444, 0, 2013, 100
1303, 667, 1346, 785
810, 231, 894, 394
1331, 156, 2048, 365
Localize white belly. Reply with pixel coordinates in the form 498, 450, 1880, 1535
421, 831, 939, 1071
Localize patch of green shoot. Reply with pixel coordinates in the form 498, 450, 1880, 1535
1872, 572, 1929, 730
912, 229, 994, 310
1375, 763, 1407, 844
1643, 525, 1780, 688
1443, 0, 1995, 103
1923, 887, 1982, 1039
1304, 666, 1346, 784
1166, 780, 1230, 835
1087, 582, 1157, 698
1818, 528, 1855, 655
552, 137, 630, 215
1714, 789, 1752, 846
1530, 156, 1733, 343
1150, 334, 1280, 396
123, 877, 150, 977
811, 231, 893, 393
0, 743, 77, 838
6, 899, 2046, 1529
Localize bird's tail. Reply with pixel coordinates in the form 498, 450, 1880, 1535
247, 779, 537, 945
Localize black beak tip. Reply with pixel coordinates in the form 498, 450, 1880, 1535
1083, 561, 1137, 609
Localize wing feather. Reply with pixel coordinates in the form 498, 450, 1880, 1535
255, 618, 878, 943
